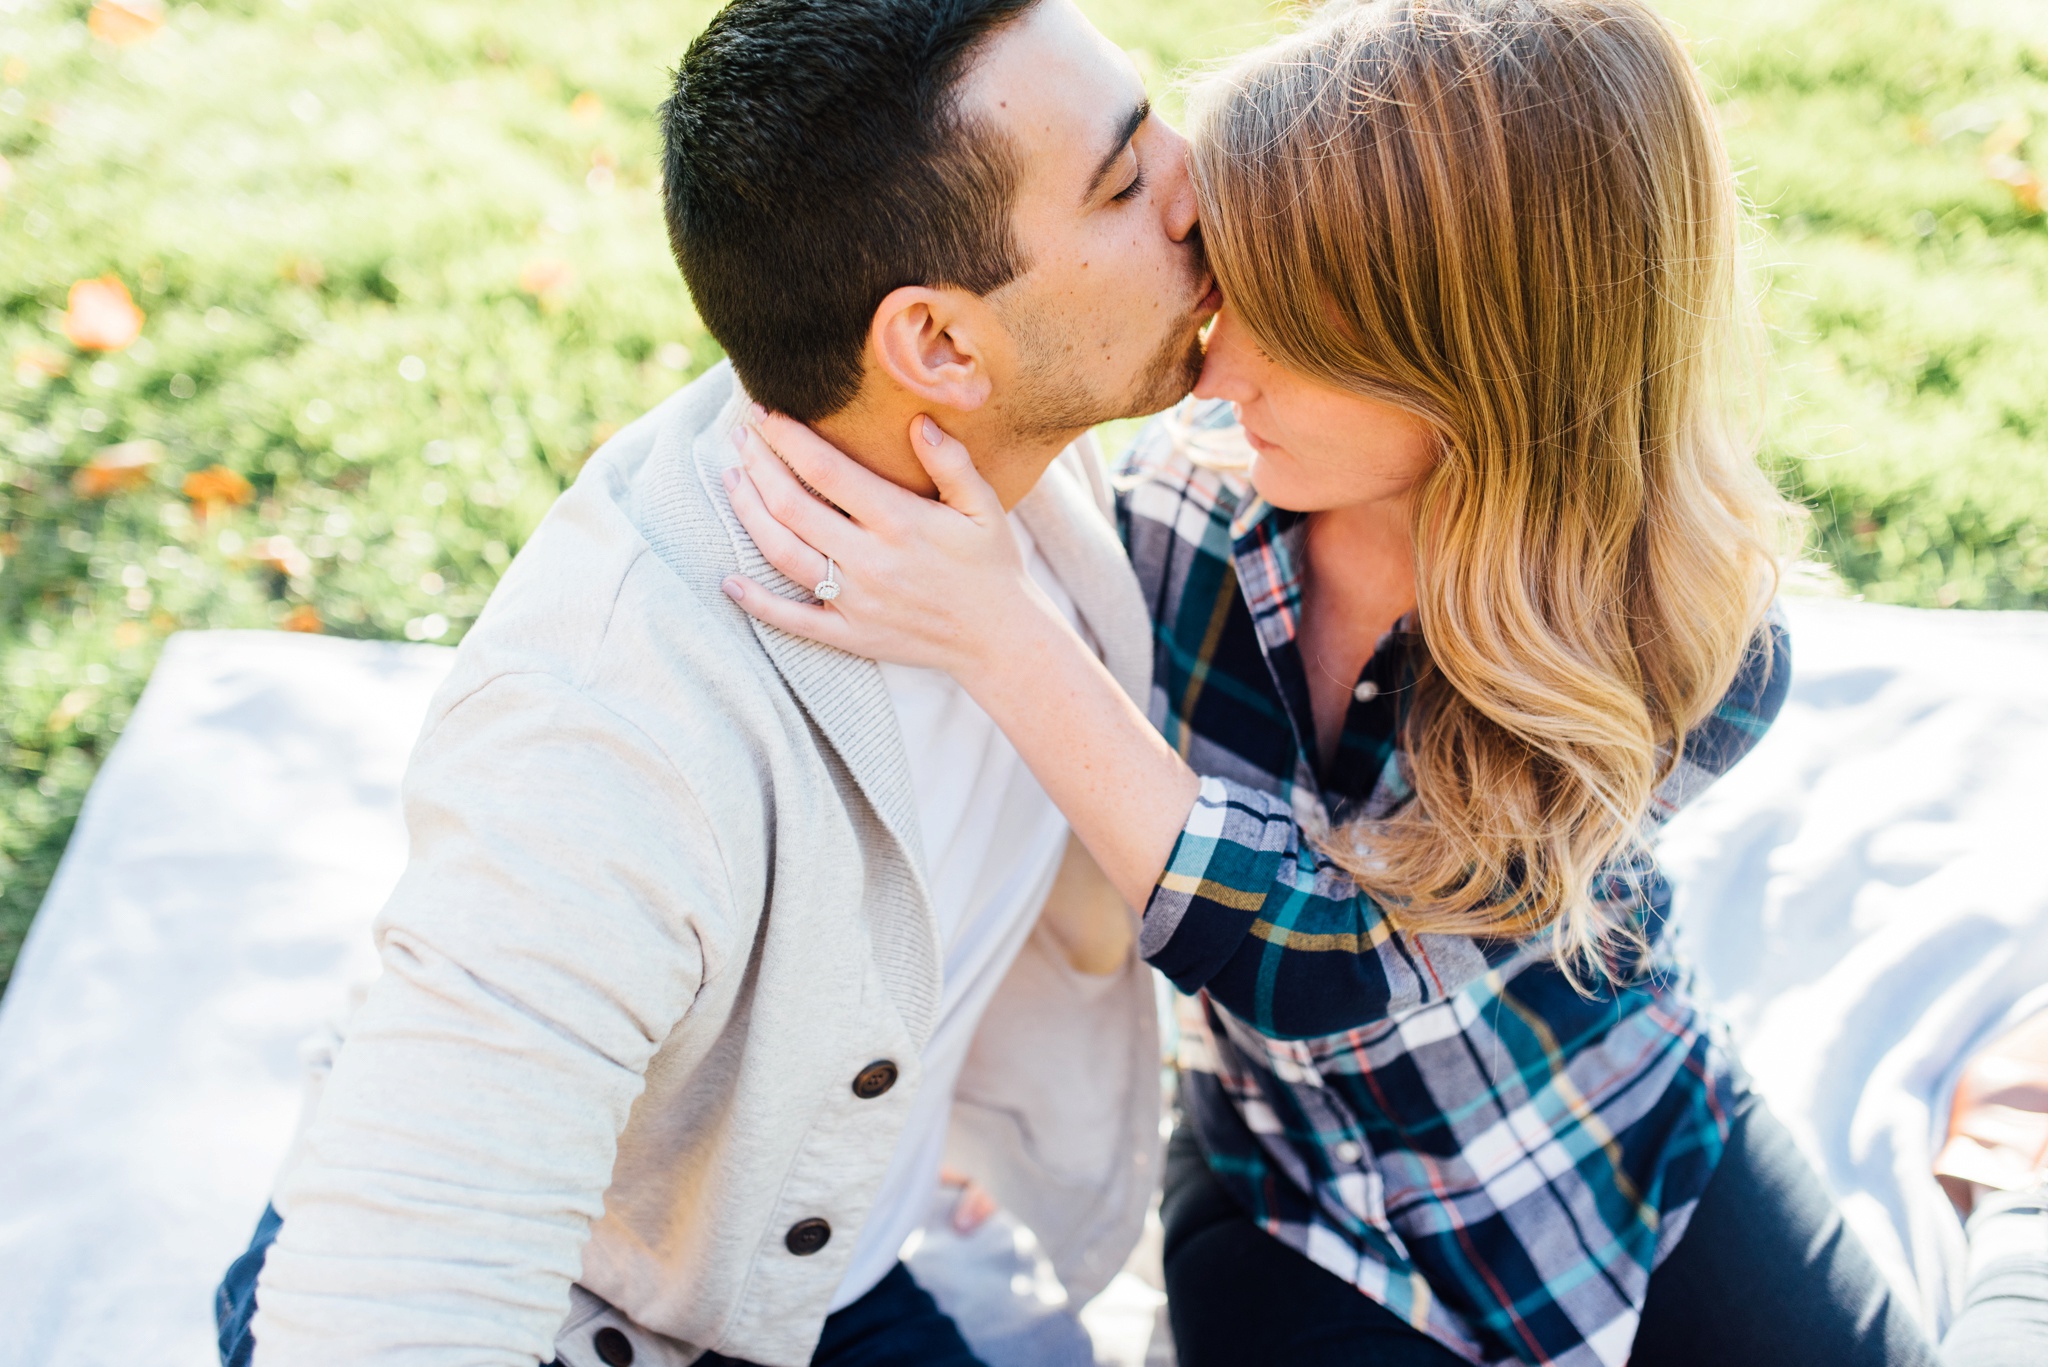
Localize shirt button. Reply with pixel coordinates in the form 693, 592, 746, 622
592, 1326, 635, 1367
786, 1218, 832, 1256
851, 1060, 899, 1100
1334, 1140, 1364, 1164
1352, 680, 1380, 703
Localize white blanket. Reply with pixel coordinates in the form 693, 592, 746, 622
1659, 597, 2048, 1334
0, 632, 447, 1367
1, 598, 2043, 1364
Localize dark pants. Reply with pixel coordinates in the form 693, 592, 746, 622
695, 1264, 985, 1367
1162, 1097, 2048, 1367
216, 1207, 984, 1367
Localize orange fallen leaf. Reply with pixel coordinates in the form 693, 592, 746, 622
87, 0, 164, 47
518, 256, 576, 299
182, 464, 253, 519
72, 439, 164, 498
14, 345, 68, 385
1999, 165, 2044, 214
63, 275, 145, 352
1986, 148, 2045, 214
280, 604, 323, 633
569, 90, 603, 122
249, 534, 312, 577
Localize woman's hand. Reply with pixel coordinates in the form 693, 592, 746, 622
721, 403, 1202, 914
719, 408, 1058, 685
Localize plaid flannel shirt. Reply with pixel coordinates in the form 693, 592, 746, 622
1115, 400, 1793, 1367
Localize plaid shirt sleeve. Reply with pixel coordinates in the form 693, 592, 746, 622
1138, 775, 1505, 1039
1139, 616, 1793, 1041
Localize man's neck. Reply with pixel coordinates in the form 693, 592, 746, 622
811, 396, 1083, 512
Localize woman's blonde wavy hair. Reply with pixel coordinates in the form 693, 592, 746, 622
1187, 0, 1798, 979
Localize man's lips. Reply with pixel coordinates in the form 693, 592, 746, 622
1196, 278, 1223, 316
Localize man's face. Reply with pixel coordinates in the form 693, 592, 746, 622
960, 0, 1219, 439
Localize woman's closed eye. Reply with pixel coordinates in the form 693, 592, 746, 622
1111, 162, 1147, 203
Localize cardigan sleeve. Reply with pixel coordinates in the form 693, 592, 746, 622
252, 671, 736, 1367
1140, 617, 1793, 1041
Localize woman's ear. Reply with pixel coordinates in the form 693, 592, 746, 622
868, 285, 996, 414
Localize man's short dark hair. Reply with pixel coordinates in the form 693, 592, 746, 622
662, 0, 1040, 422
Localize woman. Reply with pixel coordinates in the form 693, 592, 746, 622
719, 1, 2046, 1362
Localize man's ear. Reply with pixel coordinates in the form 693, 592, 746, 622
867, 285, 997, 414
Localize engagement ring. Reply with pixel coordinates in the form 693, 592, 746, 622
814, 558, 841, 602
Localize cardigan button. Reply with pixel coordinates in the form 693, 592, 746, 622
786, 1217, 832, 1256
592, 1326, 635, 1367
852, 1060, 900, 1099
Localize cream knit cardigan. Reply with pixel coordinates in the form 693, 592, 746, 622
252, 364, 1162, 1367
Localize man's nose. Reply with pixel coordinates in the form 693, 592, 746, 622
1155, 122, 1200, 247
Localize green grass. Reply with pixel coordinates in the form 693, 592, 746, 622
0, 0, 2043, 992
1673, 0, 2048, 611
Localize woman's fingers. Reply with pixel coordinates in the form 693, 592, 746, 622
909, 415, 1003, 520
939, 1166, 999, 1233
720, 572, 855, 649
752, 408, 906, 526
723, 465, 834, 593
951, 1182, 997, 1233
735, 423, 859, 561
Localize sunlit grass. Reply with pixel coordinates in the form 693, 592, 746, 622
1678, 0, 2048, 610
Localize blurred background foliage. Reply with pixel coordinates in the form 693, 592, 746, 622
1, 0, 2044, 990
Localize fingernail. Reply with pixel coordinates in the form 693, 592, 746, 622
920, 416, 943, 447
721, 577, 745, 602
729, 424, 747, 450
722, 465, 739, 490
748, 403, 767, 424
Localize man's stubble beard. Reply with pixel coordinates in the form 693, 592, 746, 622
998, 300, 1209, 443
1125, 322, 1209, 421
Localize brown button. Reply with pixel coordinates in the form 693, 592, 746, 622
852, 1060, 899, 1100
592, 1326, 634, 1367
785, 1217, 832, 1256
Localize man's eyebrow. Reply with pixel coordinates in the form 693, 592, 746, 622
1082, 98, 1150, 203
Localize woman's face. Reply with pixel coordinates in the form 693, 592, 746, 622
1193, 301, 1436, 514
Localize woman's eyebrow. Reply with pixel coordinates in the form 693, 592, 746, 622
1082, 98, 1151, 203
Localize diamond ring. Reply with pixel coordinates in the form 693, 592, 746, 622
814, 557, 841, 602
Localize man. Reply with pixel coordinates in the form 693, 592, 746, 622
215, 0, 1217, 1363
